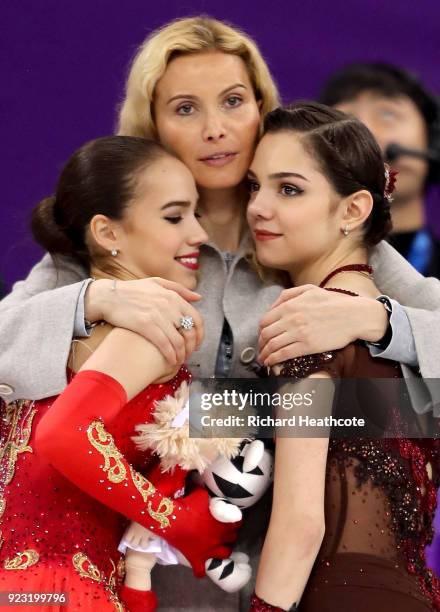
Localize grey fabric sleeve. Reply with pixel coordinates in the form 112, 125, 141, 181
370, 240, 440, 378
367, 297, 418, 367
0, 254, 87, 401
73, 278, 94, 337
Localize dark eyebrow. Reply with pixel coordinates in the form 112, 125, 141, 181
167, 83, 247, 105
247, 170, 309, 182
161, 201, 192, 211
268, 172, 309, 182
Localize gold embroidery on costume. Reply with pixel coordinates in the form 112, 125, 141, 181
72, 552, 102, 582
108, 557, 119, 592
112, 600, 125, 612
116, 556, 125, 580
130, 466, 155, 501
0, 499, 5, 549
86, 421, 126, 483
4, 549, 39, 570
0, 401, 37, 554
128, 466, 174, 528
0, 401, 37, 485
72, 553, 125, 611
0, 499, 4, 552
106, 558, 125, 612
148, 497, 174, 529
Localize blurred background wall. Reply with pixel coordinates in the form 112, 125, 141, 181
1, 0, 439, 290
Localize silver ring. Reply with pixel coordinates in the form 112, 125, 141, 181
178, 315, 195, 331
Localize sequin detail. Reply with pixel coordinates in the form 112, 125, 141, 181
250, 591, 298, 611
116, 556, 125, 580
4, 549, 39, 570
276, 339, 440, 608
130, 466, 155, 501
280, 352, 336, 377
73, 553, 125, 611
87, 420, 127, 483
0, 401, 36, 485
0, 401, 36, 555
0, 498, 5, 550
148, 497, 174, 529
329, 438, 440, 608
72, 551, 102, 581
129, 466, 174, 529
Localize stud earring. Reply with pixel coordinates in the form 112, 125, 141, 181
342, 225, 350, 236
111, 249, 118, 257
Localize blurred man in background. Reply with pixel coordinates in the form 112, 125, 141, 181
320, 62, 440, 277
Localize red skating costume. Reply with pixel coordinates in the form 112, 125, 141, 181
0, 367, 236, 611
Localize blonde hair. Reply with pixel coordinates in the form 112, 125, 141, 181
117, 16, 280, 138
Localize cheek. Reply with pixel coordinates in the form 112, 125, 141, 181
409, 125, 429, 149
237, 111, 261, 149
283, 206, 335, 244
156, 119, 193, 156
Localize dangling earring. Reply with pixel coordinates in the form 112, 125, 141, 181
342, 225, 350, 236
111, 249, 118, 257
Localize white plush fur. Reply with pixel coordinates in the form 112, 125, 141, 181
132, 381, 241, 473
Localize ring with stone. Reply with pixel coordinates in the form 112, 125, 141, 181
178, 315, 195, 331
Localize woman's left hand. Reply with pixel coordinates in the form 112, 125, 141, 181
258, 285, 388, 366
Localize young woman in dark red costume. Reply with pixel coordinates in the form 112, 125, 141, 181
246, 103, 440, 612
0, 136, 239, 611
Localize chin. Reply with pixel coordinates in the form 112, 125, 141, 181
196, 169, 246, 191
255, 252, 280, 269
179, 273, 198, 291
186, 278, 198, 290
256, 251, 292, 272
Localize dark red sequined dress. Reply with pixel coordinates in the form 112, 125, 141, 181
0, 368, 190, 611
280, 343, 440, 611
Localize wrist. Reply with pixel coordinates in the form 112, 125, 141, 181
250, 591, 297, 611
356, 296, 389, 344
84, 278, 113, 323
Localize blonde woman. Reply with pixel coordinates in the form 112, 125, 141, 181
1, 16, 440, 611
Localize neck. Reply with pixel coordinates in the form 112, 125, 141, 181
90, 262, 139, 282
288, 243, 377, 296
391, 194, 425, 233
198, 185, 246, 252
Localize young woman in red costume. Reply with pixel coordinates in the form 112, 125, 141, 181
246, 103, 440, 612
0, 136, 240, 611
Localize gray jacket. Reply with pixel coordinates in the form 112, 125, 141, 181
1, 239, 440, 404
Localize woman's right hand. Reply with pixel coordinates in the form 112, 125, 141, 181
85, 277, 204, 365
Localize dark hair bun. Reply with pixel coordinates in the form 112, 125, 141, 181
31, 196, 75, 255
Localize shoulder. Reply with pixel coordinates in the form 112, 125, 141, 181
277, 349, 343, 378
276, 343, 375, 379
68, 322, 114, 373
